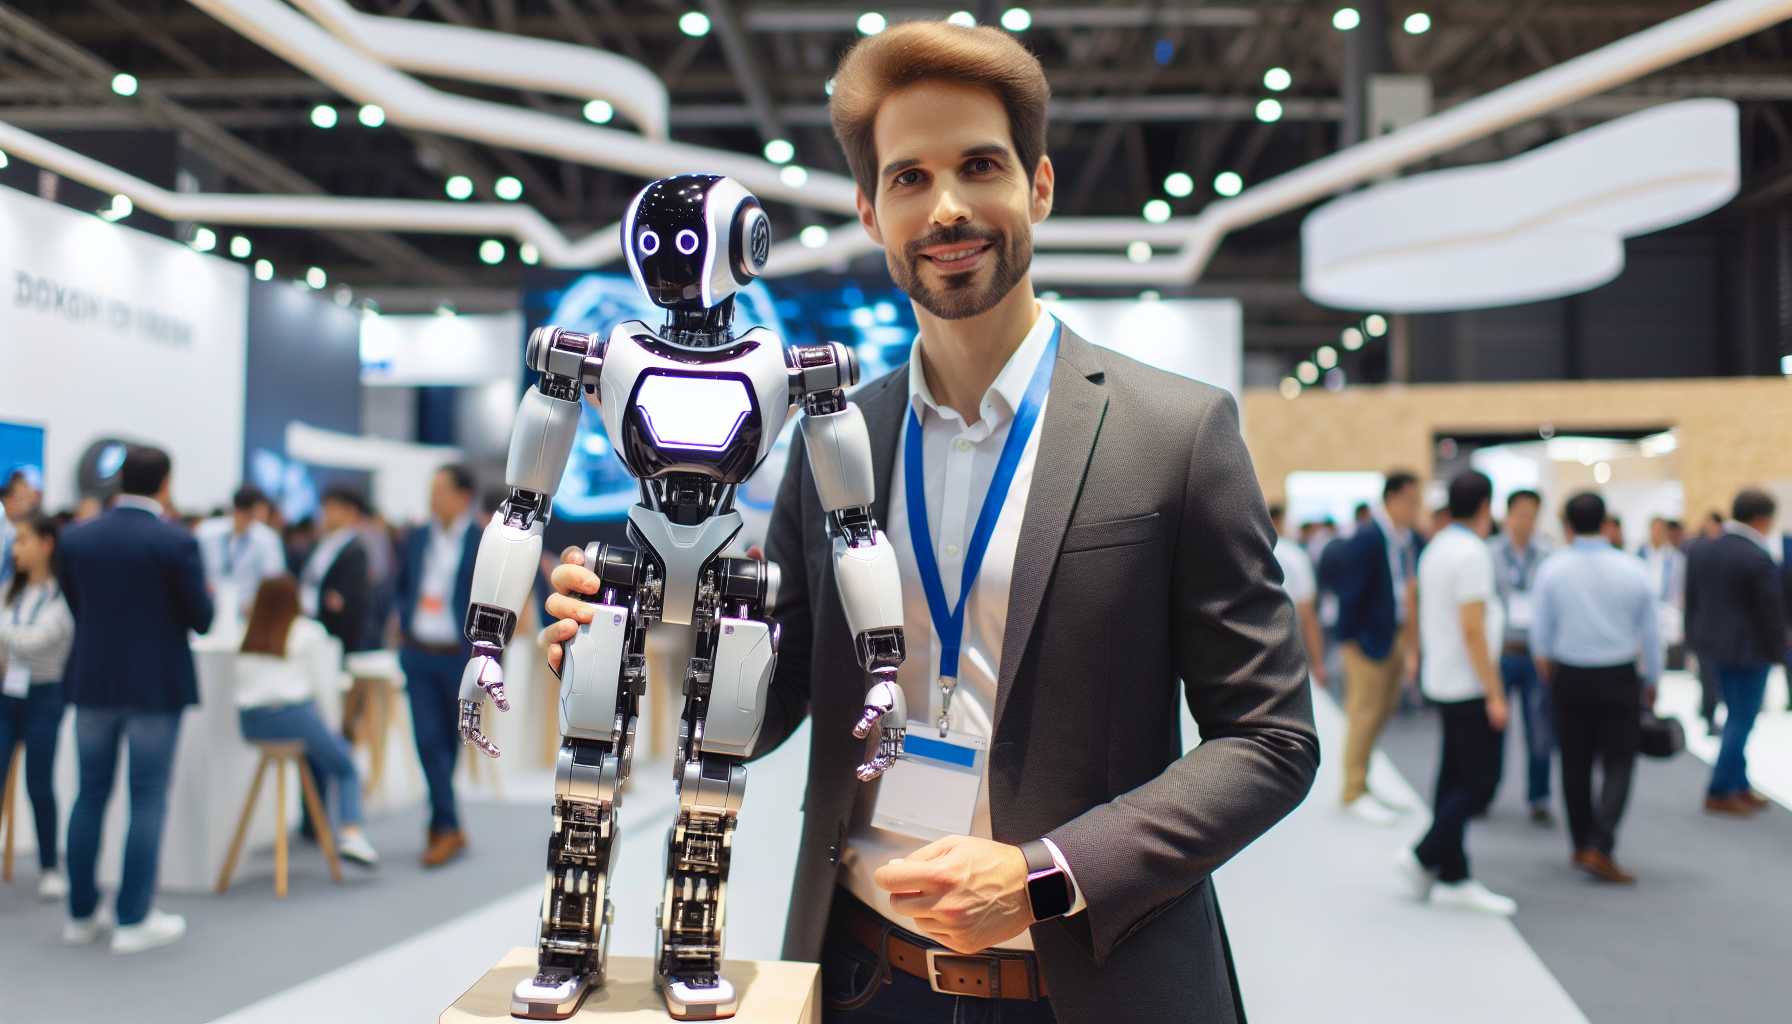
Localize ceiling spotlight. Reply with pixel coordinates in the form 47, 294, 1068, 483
1164, 172, 1193, 198
1127, 241, 1152, 263
779, 164, 809, 188
1365, 313, 1389, 336
111, 73, 138, 97
435, 302, 456, 317
0, 149, 8, 168
520, 242, 540, 266
104, 194, 132, 221
253, 259, 273, 282
1040, 290, 1061, 301
1280, 377, 1302, 400
190, 226, 217, 252
1000, 7, 1032, 31
479, 239, 506, 265
1256, 98, 1284, 123
1142, 199, 1172, 224
824, 77, 836, 97
583, 99, 614, 124
310, 104, 339, 129
495, 176, 523, 201
857, 12, 887, 35
1214, 171, 1244, 197
357, 104, 385, 128
1405, 12, 1432, 35
947, 10, 976, 27
229, 235, 252, 259
445, 175, 474, 200
305, 266, 327, 289
1297, 360, 1319, 385
800, 224, 830, 249
1342, 326, 1365, 350
1317, 345, 1338, 369
1139, 289, 1161, 302
1333, 7, 1361, 31
763, 138, 795, 164
1263, 67, 1292, 92
680, 11, 711, 37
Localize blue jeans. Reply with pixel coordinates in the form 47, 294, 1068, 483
1709, 664, 1770, 797
0, 681, 65, 870
66, 707, 181, 926
1495, 652, 1554, 807
239, 702, 363, 827
402, 648, 464, 834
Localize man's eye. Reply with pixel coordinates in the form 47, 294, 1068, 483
894, 170, 923, 187
967, 158, 996, 174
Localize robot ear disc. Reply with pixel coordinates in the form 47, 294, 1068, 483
735, 206, 771, 281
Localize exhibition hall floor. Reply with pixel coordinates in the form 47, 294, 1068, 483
2, 673, 1787, 1023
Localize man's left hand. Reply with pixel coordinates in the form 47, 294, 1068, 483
323, 590, 344, 614
874, 835, 1033, 954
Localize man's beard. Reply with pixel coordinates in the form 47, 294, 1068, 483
889, 223, 1031, 321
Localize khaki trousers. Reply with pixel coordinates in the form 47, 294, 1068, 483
1340, 638, 1408, 803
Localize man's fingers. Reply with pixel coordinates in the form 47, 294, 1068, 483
746, 545, 765, 560
873, 857, 945, 894
560, 545, 586, 566
906, 836, 959, 862
545, 642, 564, 675
888, 891, 941, 915
538, 617, 579, 646
545, 593, 597, 622
550, 562, 601, 595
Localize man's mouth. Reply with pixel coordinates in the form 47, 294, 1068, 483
920, 241, 993, 268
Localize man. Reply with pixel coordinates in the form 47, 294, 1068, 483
541, 21, 1318, 1022
1782, 531, 1792, 712
1684, 488, 1786, 816
301, 486, 372, 656
1488, 490, 1555, 825
1601, 514, 1625, 550
1397, 470, 1514, 916
1530, 493, 1660, 883
1, 468, 42, 590
56, 445, 213, 953
395, 464, 482, 867
1637, 516, 1687, 662
1271, 504, 1327, 689
1321, 471, 1422, 826
195, 485, 285, 617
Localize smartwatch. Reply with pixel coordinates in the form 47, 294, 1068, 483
1019, 839, 1073, 921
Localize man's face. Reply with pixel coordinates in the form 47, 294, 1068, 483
430, 471, 470, 524
1506, 498, 1539, 543
856, 81, 1053, 321
3, 481, 38, 521
320, 498, 353, 533
1649, 519, 1669, 548
1384, 485, 1420, 530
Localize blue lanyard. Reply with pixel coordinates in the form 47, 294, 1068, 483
10, 583, 53, 626
905, 319, 1059, 734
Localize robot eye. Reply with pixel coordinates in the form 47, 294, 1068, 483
675, 229, 700, 255
639, 230, 660, 255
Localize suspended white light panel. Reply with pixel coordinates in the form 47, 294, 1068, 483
1302, 99, 1740, 313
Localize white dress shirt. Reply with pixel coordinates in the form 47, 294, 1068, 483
1273, 536, 1317, 605
234, 617, 340, 708
197, 517, 286, 614
411, 514, 472, 646
841, 306, 1084, 951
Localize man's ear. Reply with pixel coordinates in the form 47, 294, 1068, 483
855, 187, 884, 246
1030, 155, 1055, 224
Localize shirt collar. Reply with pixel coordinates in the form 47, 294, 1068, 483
433, 513, 472, 542
1725, 520, 1779, 559
1570, 537, 1610, 552
1370, 504, 1407, 543
906, 304, 1054, 430
114, 495, 166, 517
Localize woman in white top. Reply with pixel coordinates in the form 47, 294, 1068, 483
0, 513, 74, 900
237, 575, 378, 866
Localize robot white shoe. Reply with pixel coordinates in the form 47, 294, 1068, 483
663, 977, 738, 1021
511, 971, 598, 1021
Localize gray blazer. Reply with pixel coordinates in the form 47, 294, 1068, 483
754, 326, 1319, 1021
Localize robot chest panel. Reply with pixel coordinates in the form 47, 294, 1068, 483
598, 323, 791, 484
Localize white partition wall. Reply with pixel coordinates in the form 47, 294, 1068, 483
1051, 298, 1244, 400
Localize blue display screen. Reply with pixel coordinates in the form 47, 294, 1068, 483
0, 421, 45, 494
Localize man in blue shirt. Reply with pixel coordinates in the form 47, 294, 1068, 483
1531, 492, 1660, 884
1488, 489, 1555, 825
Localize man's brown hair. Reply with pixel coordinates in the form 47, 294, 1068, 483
828, 21, 1051, 201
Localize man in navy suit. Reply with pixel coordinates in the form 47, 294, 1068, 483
56, 445, 213, 954
394, 464, 482, 867
1321, 471, 1422, 826
1782, 531, 1792, 713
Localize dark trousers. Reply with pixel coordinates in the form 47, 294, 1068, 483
1490, 652, 1554, 808
821, 890, 1058, 1024
1710, 663, 1770, 797
0, 681, 65, 870
1414, 698, 1502, 883
1549, 663, 1641, 857
66, 708, 181, 926
402, 647, 464, 834
1694, 650, 1723, 729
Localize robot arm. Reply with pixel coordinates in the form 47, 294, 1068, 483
790, 344, 909, 781
459, 326, 604, 757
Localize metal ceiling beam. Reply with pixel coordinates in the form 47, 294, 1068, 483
698, 0, 789, 144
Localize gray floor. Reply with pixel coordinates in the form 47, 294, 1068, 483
0, 799, 546, 1024
1380, 704, 1792, 1024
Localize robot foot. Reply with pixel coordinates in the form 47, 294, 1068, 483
662, 975, 738, 1021
511, 969, 598, 1021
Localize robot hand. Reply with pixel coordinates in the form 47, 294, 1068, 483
459, 642, 512, 759
853, 672, 907, 782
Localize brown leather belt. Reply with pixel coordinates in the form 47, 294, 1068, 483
843, 894, 1049, 1001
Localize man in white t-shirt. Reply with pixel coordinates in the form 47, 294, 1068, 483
1397, 470, 1515, 916
1271, 503, 1327, 688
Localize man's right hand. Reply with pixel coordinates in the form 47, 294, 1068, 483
539, 546, 600, 676
1486, 695, 1510, 732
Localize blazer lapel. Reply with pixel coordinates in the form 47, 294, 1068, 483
857, 365, 911, 530
992, 328, 1109, 736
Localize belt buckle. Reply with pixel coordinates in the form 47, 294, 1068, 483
924, 948, 999, 998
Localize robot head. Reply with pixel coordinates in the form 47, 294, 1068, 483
622, 174, 772, 312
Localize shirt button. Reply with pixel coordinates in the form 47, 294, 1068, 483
955, 439, 974, 453
944, 543, 962, 559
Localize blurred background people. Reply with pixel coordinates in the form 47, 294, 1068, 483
1271, 503, 1327, 689
1322, 469, 1422, 825
0, 513, 73, 900
57, 445, 213, 954
1530, 492, 1659, 884
196, 485, 286, 619
1601, 514, 1626, 549
1638, 516, 1688, 668
1489, 489, 1555, 825
1685, 488, 1787, 817
235, 576, 378, 867
300, 487, 373, 657
1, 468, 43, 591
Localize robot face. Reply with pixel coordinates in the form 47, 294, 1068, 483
623, 174, 771, 312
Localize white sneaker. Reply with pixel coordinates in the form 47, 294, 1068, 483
110, 909, 186, 955
1345, 795, 1400, 826
62, 905, 114, 946
38, 869, 68, 901
337, 831, 380, 867
1429, 879, 1517, 916
1370, 787, 1415, 813
1393, 848, 1434, 900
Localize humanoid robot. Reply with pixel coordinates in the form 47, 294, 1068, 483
455, 174, 912, 1021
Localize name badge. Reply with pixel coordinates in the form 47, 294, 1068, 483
419, 595, 446, 614
1507, 593, 1534, 631
2, 661, 28, 698
870, 722, 985, 841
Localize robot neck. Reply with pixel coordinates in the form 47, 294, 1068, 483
662, 296, 736, 348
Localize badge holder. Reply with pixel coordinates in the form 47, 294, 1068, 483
870, 723, 986, 841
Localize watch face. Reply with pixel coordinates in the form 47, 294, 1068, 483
1027, 869, 1073, 920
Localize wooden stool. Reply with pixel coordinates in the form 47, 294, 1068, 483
0, 743, 20, 884
343, 676, 397, 798
215, 741, 343, 897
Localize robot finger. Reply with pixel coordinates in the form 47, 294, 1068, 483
483, 678, 512, 714
855, 750, 899, 782
459, 699, 502, 759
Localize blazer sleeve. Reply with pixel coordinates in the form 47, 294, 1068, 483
1747, 551, 1786, 658
1326, 532, 1368, 614
1047, 391, 1321, 966
393, 531, 417, 641
171, 530, 216, 635
749, 430, 814, 761
331, 543, 371, 651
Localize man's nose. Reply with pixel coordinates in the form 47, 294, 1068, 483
929, 187, 972, 228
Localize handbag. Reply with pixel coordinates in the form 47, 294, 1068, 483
1638, 709, 1685, 759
